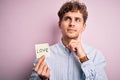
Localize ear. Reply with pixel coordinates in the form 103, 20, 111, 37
82, 23, 86, 31
58, 21, 61, 29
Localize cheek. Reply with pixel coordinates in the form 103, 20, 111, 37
60, 23, 67, 30
61, 27, 67, 33
77, 28, 83, 33
62, 21, 69, 26
78, 25, 85, 32
59, 25, 65, 32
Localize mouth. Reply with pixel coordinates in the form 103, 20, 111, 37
67, 29, 76, 33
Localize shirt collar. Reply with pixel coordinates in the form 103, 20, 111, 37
58, 39, 71, 54
58, 39, 65, 48
58, 39, 88, 54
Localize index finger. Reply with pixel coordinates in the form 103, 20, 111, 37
77, 35, 81, 41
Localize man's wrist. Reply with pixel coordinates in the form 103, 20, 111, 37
79, 56, 89, 63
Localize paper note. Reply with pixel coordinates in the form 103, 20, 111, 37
35, 43, 50, 58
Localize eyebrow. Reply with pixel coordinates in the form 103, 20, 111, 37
62, 16, 71, 20
75, 17, 80, 19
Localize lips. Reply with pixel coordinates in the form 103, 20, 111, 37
67, 29, 76, 33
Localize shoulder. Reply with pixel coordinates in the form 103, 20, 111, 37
50, 43, 59, 51
50, 43, 58, 49
49, 43, 60, 55
83, 44, 102, 54
83, 44, 106, 62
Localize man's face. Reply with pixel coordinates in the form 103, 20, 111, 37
59, 11, 86, 40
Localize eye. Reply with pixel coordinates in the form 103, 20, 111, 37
75, 18, 81, 22
63, 16, 71, 21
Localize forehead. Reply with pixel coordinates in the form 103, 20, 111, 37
63, 11, 83, 18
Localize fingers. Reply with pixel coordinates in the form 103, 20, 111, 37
34, 55, 45, 72
41, 65, 50, 78
67, 40, 86, 58
37, 61, 46, 74
34, 55, 50, 79
41, 64, 48, 75
46, 67, 50, 77
67, 40, 80, 52
37, 62, 50, 79
77, 35, 81, 41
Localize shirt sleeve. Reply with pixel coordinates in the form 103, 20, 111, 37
81, 50, 108, 80
29, 70, 42, 80
29, 67, 50, 80
29, 59, 42, 80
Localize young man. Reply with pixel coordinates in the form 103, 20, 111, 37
30, 1, 107, 80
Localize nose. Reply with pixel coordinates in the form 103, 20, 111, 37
69, 20, 75, 27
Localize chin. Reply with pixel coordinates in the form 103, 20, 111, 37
67, 35, 78, 39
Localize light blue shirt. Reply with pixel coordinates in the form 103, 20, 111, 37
30, 40, 107, 80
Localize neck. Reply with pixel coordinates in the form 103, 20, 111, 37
62, 38, 70, 47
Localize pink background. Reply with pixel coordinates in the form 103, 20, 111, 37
0, 0, 120, 80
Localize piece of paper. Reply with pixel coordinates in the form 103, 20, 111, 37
35, 43, 50, 58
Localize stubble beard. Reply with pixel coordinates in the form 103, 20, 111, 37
65, 34, 79, 40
